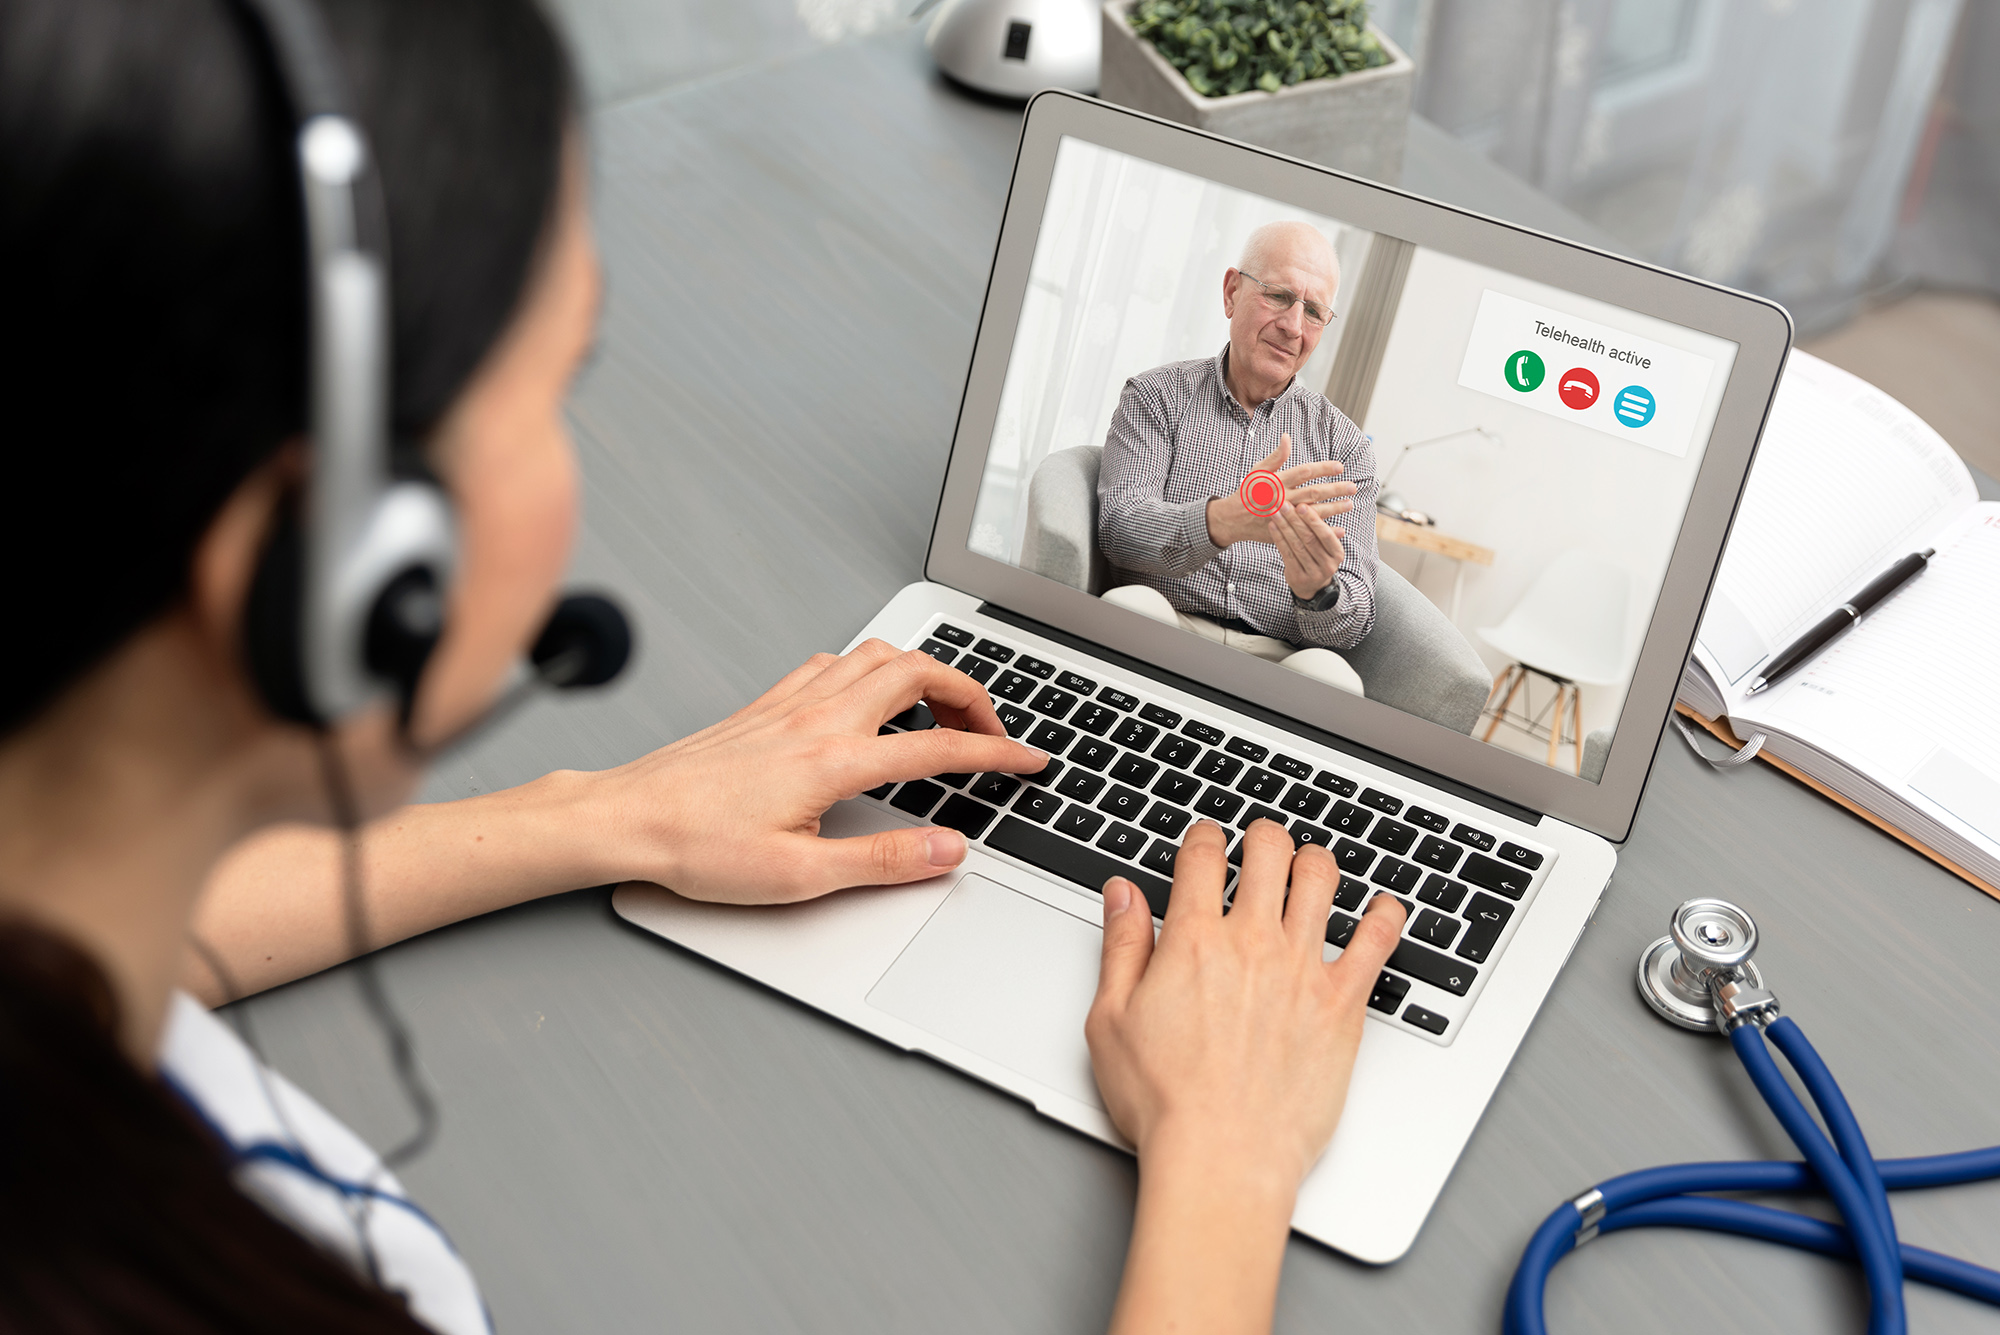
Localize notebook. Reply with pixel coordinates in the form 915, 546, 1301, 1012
1679, 350, 2000, 896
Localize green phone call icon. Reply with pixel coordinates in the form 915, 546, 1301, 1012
1504, 349, 1545, 392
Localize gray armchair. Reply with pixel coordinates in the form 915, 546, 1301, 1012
1020, 446, 1494, 735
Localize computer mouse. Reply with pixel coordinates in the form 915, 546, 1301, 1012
924, 0, 1099, 100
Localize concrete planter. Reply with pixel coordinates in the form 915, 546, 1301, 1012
1099, 1, 1413, 183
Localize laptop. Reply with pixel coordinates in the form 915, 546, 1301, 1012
614, 91, 1790, 1263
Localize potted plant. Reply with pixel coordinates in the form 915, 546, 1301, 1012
1100, 0, 1414, 183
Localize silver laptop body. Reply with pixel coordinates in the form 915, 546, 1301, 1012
616, 91, 1791, 1263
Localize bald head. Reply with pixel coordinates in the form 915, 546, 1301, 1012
1240, 221, 1338, 297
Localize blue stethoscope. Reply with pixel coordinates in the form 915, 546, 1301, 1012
1507, 898, 2000, 1334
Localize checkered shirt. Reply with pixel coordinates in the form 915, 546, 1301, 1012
1096, 347, 1380, 650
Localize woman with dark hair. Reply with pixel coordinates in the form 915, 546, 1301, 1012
0, 0, 1404, 1330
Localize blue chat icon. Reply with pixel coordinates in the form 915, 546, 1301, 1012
1613, 385, 1656, 427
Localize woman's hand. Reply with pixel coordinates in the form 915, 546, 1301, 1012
575, 638, 1048, 903
1087, 817, 1406, 1335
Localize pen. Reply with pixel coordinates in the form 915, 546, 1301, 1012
1746, 547, 1935, 695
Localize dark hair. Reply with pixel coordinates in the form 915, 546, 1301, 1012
0, 0, 572, 737
0, 0, 571, 1324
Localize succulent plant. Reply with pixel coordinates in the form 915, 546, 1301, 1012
1127, 0, 1388, 98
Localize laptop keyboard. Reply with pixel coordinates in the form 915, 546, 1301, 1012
864, 618, 1555, 1045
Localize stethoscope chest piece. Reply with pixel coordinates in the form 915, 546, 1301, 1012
1637, 898, 1765, 1032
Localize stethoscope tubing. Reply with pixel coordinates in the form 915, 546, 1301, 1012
1505, 1016, 2000, 1335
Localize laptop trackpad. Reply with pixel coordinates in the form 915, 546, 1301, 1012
866, 874, 1105, 1110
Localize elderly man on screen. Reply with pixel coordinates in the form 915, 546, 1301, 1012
1096, 220, 1380, 695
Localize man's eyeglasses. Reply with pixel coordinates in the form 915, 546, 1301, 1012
1237, 271, 1336, 328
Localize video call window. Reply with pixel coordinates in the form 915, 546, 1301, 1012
969, 137, 1738, 779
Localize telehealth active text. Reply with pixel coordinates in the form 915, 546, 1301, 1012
1533, 320, 1652, 369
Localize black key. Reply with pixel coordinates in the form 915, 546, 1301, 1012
1138, 703, 1181, 729
959, 656, 997, 685
1279, 783, 1330, 820
1097, 687, 1140, 712
1029, 686, 1079, 720
1098, 784, 1149, 821
1236, 767, 1285, 801
986, 816, 1170, 917
1456, 894, 1515, 963
972, 639, 1014, 663
1055, 803, 1105, 842
1058, 671, 1097, 694
932, 794, 997, 840
1055, 769, 1106, 803
891, 780, 945, 817
937, 772, 974, 789
916, 639, 958, 665
1412, 835, 1463, 873
1417, 874, 1468, 913
1271, 754, 1313, 781
1068, 737, 1116, 771
1498, 841, 1545, 871
994, 704, 1033, 738
1237, 803, 1289, 832
878, 724, 898, 737
1313, 770, 1359, 798
1388, 939, 1476, 996
1366, 818, 1418, 855
931, 623, 973, 646
1151, 770, 1201, 805
1461, 853, 1532, 900
992, 670, 1038, 704
1328, 801, 1372, 836
1450, 823, 1497, 852
1291, 821, 1334, 849
1110, 753, 1158, 787
1411, 909, 1462, 949
1095, 821, 1148, 861
1070, 703, 1117, 736
1370, 857, 1422, 893
864, 782, 893, 800
1404, 806, 1450, 834
1334, 875, 1369, 911
1152, 734, 1201, 769
1139, 839, 1179, 878
891, 702, 936, 731
1193, 751, 1243, 784
1182, 720, 1225, 747
1140, 802, 1191, 838
969, 773, 1021, 805
1111, 718, 1159, 751
1227, 836, 1245, 867
1402, 1004, 1450, 1036
1333, 838, 1376, 875
1194, 787, 1245, 823
1225, 737, 1269, 762
1022, 759, 1063, 787
1326, 911, 1359, 948
1358, 787, 1404, 815
1012, 787, 1061, 824
1027, 721, 1076, 755
1368, 972, 1411, 1014
1016, 655, 1056, 679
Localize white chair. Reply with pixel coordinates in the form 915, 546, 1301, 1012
1476, 552, 1630, 773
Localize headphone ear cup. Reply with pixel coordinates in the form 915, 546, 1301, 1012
244, 492, 320, 726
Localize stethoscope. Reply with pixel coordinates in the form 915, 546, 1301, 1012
1506, 898, 2000, 1335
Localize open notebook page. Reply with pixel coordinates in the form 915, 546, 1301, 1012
1694, 352, 1978, 692
1735, 504, 2000, 860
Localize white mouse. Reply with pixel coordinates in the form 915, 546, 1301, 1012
924, 0, 1099, 100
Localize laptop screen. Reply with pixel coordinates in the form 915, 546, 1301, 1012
963, 135, 1740, 782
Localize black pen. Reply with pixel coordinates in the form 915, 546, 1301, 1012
1747, 547, 1936, 695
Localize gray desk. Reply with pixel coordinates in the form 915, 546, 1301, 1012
236, 25, 2000, 1332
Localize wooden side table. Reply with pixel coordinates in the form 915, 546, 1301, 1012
1373, 513, 1496, 620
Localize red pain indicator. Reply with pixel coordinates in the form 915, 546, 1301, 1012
1238, 469, 1284, 517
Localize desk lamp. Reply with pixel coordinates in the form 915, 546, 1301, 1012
1375, 426, 1503, 526
920, 0, 1100, 99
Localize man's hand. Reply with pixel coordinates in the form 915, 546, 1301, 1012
1270, 497, 1348, 601
576, 640, 1048, 902
1203, 432, 1358, 549
1087, 818, 1406, 1335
